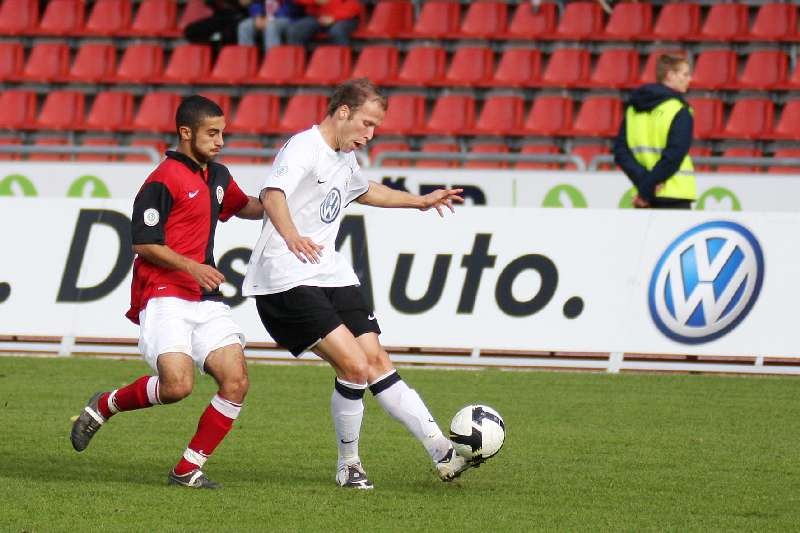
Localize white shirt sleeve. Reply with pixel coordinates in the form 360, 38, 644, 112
345, 156, 370, 205
261, 137, 313, 198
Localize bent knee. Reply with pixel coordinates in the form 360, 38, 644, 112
220, 375, 249, 403
159, 380, 193, 403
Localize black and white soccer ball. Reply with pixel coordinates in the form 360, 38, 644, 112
449, 404, 505, 461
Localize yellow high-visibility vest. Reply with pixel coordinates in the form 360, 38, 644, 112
625, 98, 696, 200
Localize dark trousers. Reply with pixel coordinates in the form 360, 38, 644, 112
648, 198, 693, 209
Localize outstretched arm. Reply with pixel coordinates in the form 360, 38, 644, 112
261, 187, 323, 264
356, 181, 464, 217
235, 195, 265, 220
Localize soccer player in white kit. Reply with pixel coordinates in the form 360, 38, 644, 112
243, 78, 477, 489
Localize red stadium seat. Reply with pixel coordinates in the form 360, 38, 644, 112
766, 100, 800, 141
112, 43, 163, 83
0, 90, 37, 130
33, 0, 84, 35
418, 95, 476, 136
465, 142, 510, 169
197, 92, 232, 117
718, 98, 774, 140
63, 42, 117, 83
698, 3, 748, 41
81, 0, 131, 36
298, 45, 352, 85
418, 141, 460, 168
686, 96, 724, 140
467, 95, 524, 136
379, 94, 426, 135
369, 141, 411, 167
399, 0, 460, 39
157, 44, 212, 84
733, 50, 788, 90
389, 46, 446, 86
78, 136, 118, 162
516, 143, 560, 170
15, 42, 70, 83
569, 143, 610, 170
689, 146, 712, 172
246, 45, 305, 85
177, 0, 213, 34
746, 3, 798, 42
84, 91, 134, 132
480, 47, 541, 88
351, 45, 399, 86
690, 49, 737, 90
29, 136, 69, 161
717, 147, 762, 173
649, 3, 700, 41
768, 148, 800, 174
584, 48, 639, 88
273, 93, 327, 134
516, 95, 573, 136
0, 134, 25, 161
34, 90, 85, 131
550, 1, 604, 40
221, 139, 270, 164
433, 46, 494, 87
124, 0, 176, 36
0, 42, 24, 81
0, 0, 39, 35
498, 1, 556, 40
450, 1, 508, 39
227, 93, 281, 134
539, 48, 590, 88
352, 0, 413, 39
637, 49, 684, 84
600, 2, 652, 40
124, 136, 168, 162
567, 96, 621, 137
130, 92, 182, 133
203, 45, 259, 85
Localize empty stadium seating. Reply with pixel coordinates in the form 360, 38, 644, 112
2, 0, 798, 172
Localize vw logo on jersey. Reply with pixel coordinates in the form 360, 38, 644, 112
320, 187, 342, 223
648, 221, 764, 344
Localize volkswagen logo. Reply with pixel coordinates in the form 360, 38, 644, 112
320, 187, 342, 223
648, 220, 764, 344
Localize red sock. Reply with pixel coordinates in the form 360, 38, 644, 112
174, 395, 242, 475
97, 376, 159, 419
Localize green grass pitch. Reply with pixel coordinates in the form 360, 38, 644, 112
2, 355, 800, 532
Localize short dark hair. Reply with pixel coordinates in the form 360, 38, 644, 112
175, 95, 223, 135
656, 54, 688, 83
326, 78, 388, 117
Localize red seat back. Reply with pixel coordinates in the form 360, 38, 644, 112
501, 2, 556, 39
127, 0, 176, 36
0, 90, 37, 129
553, 2, 604, 39
352, 45, 399, 85
423, 95, 476, 135
471, 95, 524, 135
379, 94, 425, 135
404, 1, 460, 38
0, 42, 24, 81
457, 1, 508, 39
487, 48, 541, 87
160, 44, 212, 84
228, 93, 281, 134
85, 91, 134, 131
36, 0, 84, 35
651, 3, 700, 40
18, 42, 70, 82
441, 46, 494, 87
541, 48, 590, 87
66, 43, 117, 83
691, 50, 737, 90
354, 0, 412, 38
687, 97, 724, 140
250, 45, 306, 85
520, 95, 573, 136
736, 50, 788, 90
588, 48, 639, 88
131, 92, 182, 133
83, 0, 131, 36
275, 94, 328, 133
302, 45, 352, 85
206, 45, 259, 84
36, 91, 85, 130
0, 0, 39, 35
394, 46, 446, 85
699, 3, 748, 41
721, 98, 774, 139
114, 43, 164, 83
749, 3, 798, 41
570, 96, 621, 137
603, 2, 652, 40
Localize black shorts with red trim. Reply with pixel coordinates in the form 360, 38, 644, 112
254, 285, 381, 356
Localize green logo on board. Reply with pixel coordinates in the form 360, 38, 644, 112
67, 175, 111, 198
0, 174, 37, 196
542, 184, 587, 207
695, 187, 742, 211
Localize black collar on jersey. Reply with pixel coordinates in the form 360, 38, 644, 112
165, 150, 204, 173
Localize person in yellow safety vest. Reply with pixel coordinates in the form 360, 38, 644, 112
613, 54, 696, 209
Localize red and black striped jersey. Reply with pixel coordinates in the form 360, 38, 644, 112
126, 150, 248, 324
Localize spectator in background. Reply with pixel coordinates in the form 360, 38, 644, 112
287, 0, 362, 47
238, 0, 306, 50
185, 0, 249, 51
613, 54, 697, 209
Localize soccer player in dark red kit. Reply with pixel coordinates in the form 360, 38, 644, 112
70, 95, 264, 489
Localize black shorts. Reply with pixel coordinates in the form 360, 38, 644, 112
254, 285, 381, 356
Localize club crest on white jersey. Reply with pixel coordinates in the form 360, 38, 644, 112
320, 187, 342, 223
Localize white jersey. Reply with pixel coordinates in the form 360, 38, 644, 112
243, 126, 370, 295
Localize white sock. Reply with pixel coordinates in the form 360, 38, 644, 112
370, 370, 451, 462
331, 378, 366, 469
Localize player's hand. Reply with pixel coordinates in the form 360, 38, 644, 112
286, 235, 324, 264
186, 262, 226, 291
632, 194, 650, 208
419, 188, 464, 217
318, 15, 334, 25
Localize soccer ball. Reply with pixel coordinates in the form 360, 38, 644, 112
449, 404, 505, 461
